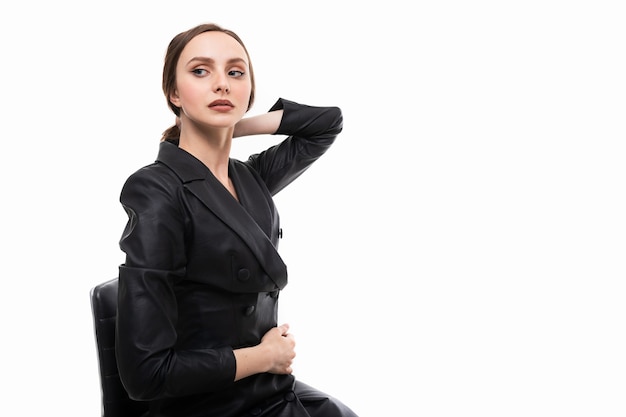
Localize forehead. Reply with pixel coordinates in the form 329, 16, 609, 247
179, 31, 248, 64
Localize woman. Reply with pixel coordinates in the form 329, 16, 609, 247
115, 23, 359, 417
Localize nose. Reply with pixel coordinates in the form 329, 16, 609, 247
214, 73, 230, 94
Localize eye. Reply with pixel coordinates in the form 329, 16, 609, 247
228, 70, 245, 77
192, 68, 208, 76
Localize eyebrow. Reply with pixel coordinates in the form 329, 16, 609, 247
186, 56, 248, 66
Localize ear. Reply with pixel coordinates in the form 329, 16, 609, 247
169, 89, 181, 107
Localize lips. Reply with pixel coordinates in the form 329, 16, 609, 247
209, 100, 234, 108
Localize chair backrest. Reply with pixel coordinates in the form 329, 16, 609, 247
90, 278, 149, 417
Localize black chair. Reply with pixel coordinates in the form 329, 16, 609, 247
90, 278, 149, 417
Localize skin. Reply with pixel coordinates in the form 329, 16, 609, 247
168, 31, 295, 382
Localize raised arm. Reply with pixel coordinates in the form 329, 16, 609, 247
233, 109, 285, 138
243, 98, 343, 195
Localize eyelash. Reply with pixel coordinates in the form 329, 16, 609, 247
191, 69, 245, 77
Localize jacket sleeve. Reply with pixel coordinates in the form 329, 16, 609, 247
115, 167, 236, 401
246, 98, 343, 195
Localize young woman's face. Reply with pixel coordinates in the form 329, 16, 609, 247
170, 31, 252, 129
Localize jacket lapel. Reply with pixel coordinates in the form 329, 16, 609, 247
156, 141, 288, 289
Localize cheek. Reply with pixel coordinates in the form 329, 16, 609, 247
235, 83, 253, 105
178, 82, 206, 105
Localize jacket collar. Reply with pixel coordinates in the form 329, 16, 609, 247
156, 141, 287, 289
157, 140, 210, 182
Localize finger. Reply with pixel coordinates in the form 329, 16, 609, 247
278, 323, 290, 335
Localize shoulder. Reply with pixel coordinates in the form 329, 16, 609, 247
121, 162, 182, 202
125, 161, 179, 185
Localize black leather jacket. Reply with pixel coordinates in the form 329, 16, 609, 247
115, 98, 343, 417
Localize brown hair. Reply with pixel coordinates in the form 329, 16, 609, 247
161, 23, 256, 141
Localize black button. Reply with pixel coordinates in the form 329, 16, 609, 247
278, 228, 283, 238
250, 407, 262, 416
284, 391, 296, 402
238, 269, 250, 281
268, 290, 279, 298
244, 305, 255, 316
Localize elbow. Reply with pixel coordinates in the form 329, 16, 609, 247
116, 347, 170, 401
325, 106, 343, 136
119, 363, 164, 401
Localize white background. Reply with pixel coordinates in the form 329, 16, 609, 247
1, 1, 625, 416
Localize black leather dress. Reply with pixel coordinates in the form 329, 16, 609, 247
115, 98, 358, 417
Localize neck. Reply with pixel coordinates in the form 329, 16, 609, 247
179, 125, 233, 182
